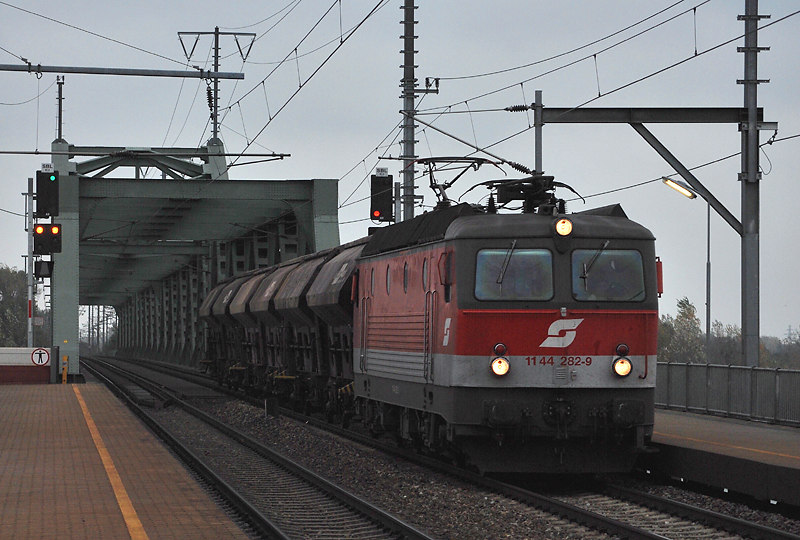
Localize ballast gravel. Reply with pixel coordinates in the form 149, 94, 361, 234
193, 398, 610, 540
191, 397, 800, 540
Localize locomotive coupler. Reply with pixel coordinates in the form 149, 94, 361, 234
542, 398, 575, 439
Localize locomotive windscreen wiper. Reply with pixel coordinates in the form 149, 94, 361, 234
580, 240, 610, 290
496, 239, 517, 284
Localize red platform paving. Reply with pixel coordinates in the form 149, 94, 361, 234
648, 409, 800, 505
0, 383, 251, 540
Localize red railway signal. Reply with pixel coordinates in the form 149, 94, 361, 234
33, 223, 62, 254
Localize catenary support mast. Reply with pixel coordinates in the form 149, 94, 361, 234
400, 0, 417, 221
740, 0, 765, 367
399, 0, 437, 221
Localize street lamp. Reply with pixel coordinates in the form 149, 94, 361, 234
663, 176, 711, 362
662, 176, 697, 199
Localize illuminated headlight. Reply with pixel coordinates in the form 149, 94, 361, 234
612, 357, 632, 377
491, 357, 510, 376
555, 218, 573, 236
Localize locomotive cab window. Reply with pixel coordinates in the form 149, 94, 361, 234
475, 249, 553, 301
572, 249, 645, 301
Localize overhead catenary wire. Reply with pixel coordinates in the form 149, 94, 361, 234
5, 4, 796, 245
436, 0, 699, 82
0, 1, 187, 67
338, 92, 458, 211
159, 63, 193, 147
0, 78, 56, 106
168, 46, 215, 149
190, 0, 344, 150
225, 0, 390, 170
411, 9, 800, 172
96, 1, 389, 246
421, 0, 713, 113
219, 0, 303, 32
337, 90, 443, 211
338, 117, 404, 208
240, 26, 358, 67
338, 131, 800, 226
219, 0, 304, 61
224, 0, 390, 110
0, 43, 24, 62
538, 132, 800, 203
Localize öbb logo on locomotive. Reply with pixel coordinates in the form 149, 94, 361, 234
200, 167, 660, 475
539, 318, 584, 348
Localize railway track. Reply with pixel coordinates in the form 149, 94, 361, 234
89, 355, 800, 540
82, 356, 435, 540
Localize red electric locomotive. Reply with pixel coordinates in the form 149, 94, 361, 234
354, 201, 659, 473
201, 171, 660, 474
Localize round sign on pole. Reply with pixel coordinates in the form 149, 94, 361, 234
31, 348, 50, 366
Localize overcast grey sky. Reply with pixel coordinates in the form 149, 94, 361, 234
1, 1, 798, 338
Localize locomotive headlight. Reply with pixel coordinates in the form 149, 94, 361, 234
555, 218, 573, 236
612, 357, 633, 377
491, 357, 510, 376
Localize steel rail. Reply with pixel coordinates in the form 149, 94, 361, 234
81, 359, 289, 540
604, 483, 800, 540
99, 356, 674, 540
84, 356, 436, 540
112, 354, 800, 540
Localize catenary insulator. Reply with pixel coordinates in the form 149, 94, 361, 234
505, 104, 531, 112
507, 161, 533, 175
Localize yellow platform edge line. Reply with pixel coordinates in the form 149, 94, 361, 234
73, 386, 151, 540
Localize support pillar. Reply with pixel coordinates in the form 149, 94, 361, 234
739, 0, 764, 367
51, 139, 80, 379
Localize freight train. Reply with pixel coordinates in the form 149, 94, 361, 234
199, 172, 660, 473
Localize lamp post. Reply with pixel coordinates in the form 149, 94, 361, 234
705, 201, 711, 359
663, 177, 711, 362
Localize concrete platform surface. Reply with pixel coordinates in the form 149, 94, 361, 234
0, 383, 251, 540
654, 409, 800, 470
649, 409, 800, 505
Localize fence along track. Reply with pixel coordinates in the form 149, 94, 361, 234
656, 362, 800, 425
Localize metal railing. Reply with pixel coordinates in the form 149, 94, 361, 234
655, 362, 800, 426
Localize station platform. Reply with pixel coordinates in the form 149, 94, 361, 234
646, 409, 800, 506
0, 383, 251, 540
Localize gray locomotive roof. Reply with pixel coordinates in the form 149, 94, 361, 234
446, 207, 655, 241
361, 203, 477, 256
361, 203, 654, 256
